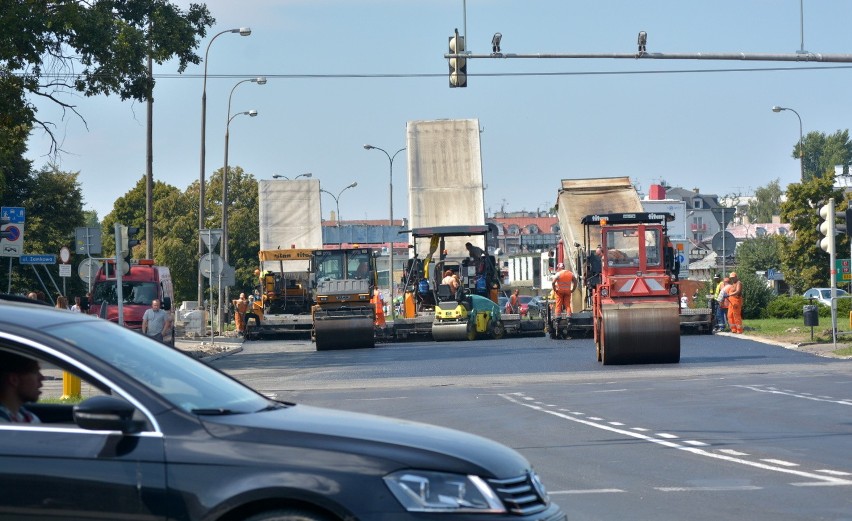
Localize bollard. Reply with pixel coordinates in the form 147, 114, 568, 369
61, 371, 81, 400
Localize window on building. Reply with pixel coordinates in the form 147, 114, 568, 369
693, 198, 703, 209
508, 224, 520, 235
527, 224, 539, 234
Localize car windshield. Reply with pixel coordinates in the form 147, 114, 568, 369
93, 281, 158, 305
44, 320, 270, 414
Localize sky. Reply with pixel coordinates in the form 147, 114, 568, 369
23, 0, 852, 223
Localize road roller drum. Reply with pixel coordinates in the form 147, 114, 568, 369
598, 301, 680, 364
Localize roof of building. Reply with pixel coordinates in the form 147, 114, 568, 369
487, 216, 559, 234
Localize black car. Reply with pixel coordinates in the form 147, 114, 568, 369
0, 300, 565, 521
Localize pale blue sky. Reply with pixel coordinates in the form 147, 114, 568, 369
25, 1, 852, 222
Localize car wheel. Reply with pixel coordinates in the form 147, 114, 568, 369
244, 508, 333, 521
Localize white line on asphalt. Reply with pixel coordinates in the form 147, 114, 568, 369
734, 385, 852, 406
657, 433, 679, 439
816, 469, 852, 476
608, 421, 625, 426
683, 440, 709, 446
655, 486, 762, 492
761, 459, 799, 467
499, 393, 852, 487
719, 449, 749, 456
549, 489, 625, 495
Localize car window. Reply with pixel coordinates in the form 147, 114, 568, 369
45, 321, 270, 414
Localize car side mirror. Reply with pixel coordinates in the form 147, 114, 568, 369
73, 395, 146, 434
161, 296, 172, 311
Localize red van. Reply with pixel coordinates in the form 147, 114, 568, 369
90, 259, 175, 345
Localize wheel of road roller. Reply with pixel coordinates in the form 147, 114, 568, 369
489, 319, 505, 340
432, 321, 471, 342
466, 320, 477, 341
599, 303, 680, 365
314, 316, 375, 350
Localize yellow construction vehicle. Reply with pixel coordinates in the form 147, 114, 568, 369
311, 248, 378, 350
244, 249, 314, 339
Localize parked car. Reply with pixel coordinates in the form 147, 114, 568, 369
518, 295, 543, 318
803, 287, 848, 306
0, 298, 565, 521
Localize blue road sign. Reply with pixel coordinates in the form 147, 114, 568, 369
20, 254, 56, 265
1, 207, 24, 223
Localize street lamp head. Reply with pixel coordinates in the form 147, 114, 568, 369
237, 27, 252, 36
347, 182, 358, 189
772, 106, 784, 113
297, 173, 313, 179
363, 144, 375, 150
248, 110, 258, 117
253, 76, 267, 85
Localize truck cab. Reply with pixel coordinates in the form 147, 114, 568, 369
90, 259, 175, 346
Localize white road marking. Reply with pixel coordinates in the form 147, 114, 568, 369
657, 433, 679, 439
816, 469, 852, 476
734, 385, 852, 406
499, 393, 852, 486
608, 421, 625, 426
761, 459, 799, 467
655, 486, 762, 492
683, 440, 709, 446
549, 489, 624, 495
720, 449, 749, 456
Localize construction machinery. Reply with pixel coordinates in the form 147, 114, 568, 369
244, 249, 314, 339
247, 178, 323, 339
582, 212, 682, 364
548, 177, 647, 339
397, 225, 507, 341
311, 248, 378, 350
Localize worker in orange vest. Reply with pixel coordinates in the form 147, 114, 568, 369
372, 288, 386, 327
552, 263, 576, 317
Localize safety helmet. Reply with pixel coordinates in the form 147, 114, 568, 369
557, 263, 564, 269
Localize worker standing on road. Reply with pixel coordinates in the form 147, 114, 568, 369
506, 289, 520, 314
233, 293, 249, 336
372, 288, 386, 327
552, 263, 576, 317
726, 272, 743, 333
715, 276, 730, 332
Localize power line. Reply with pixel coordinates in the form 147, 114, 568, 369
27, 64, 852, 81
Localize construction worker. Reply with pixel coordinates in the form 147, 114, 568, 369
372, 288, 386, 327
551, 263, 576, 317
233, 293, 249, 336
726, 272, 743, 333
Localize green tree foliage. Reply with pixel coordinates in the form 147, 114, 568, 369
746, 179, 782, 224
1, 166, 86, 299
205, 166, 260, 295
0, 0, 214, 179
779, 174, 847, 292
740, 271, 774, 320
799, 130, 852, 182
735, 235, 782, 278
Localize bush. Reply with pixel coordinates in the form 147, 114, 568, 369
766, 295, 811, 319
741, 272, 774, 319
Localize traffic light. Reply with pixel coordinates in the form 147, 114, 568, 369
817, 199, 836, 255
118, 225, 141, 262
844, 207, 852, 237
448, 29, 466, 88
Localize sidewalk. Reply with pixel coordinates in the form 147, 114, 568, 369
718, 331, 852, 359
174, 336, 244, 361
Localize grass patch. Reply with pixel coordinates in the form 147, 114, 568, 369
39, 397, 84, 405
743, 318, 852, 348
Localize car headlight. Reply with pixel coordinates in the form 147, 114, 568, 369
384, 470, 506, 513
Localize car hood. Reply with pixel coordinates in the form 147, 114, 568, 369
200, 403, 530, 477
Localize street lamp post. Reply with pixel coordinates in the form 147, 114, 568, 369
218, 108, 257, 332
272, 173, 312, 180
772, 105, 804, 182
364, 144, 406, 321
320, 183, 358, 248
198, 26, 251, 307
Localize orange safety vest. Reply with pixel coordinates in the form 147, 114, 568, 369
553, 270, 575, 294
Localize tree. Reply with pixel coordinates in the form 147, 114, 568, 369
746, 179, 782, 224
779, 174, 847, 292
740, 271, 775, 320
2, 166, 86, 298
798, 130, 852, 182
735, 235, 782, 277
0, 0, 214, 167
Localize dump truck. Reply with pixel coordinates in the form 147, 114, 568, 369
311, 248, 378, 350
245, 179, 322, 339
582, 212, 681, 364
549, 177, 647, 339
